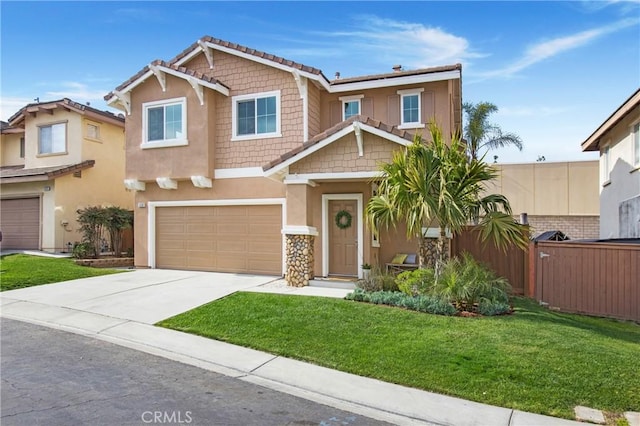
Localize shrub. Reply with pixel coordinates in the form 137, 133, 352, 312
433, 252, 511, 310
76, 207, 108, 258
396, 268, 435, 296
71, 242, 91, 259
104, 206, 133, 256
356, 266, 398, 292
477, 299, 512, 316
345, 289, 457, 316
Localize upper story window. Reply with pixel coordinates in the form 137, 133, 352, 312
633, 122, 639, 167
86, 122, 100, 141
142, 97, 188, 149
19, 137, 25, 158
232, 90, 281, 141
38, 122, 66, 155
397, 88, 424, 129
339, 95, 363, 120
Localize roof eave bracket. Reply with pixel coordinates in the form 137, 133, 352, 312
149, 64, 167, 92
198, 40, 214, 69
113, 90, 131, 116
187, 77, 205, 105
292, 70, 307, 99
353, 121, 364, 157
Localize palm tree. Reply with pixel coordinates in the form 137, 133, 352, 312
366, 121, 527, 276
463, 101, 523, 160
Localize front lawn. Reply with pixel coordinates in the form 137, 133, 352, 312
158, 293, 640, 420
0, 254, 127, 291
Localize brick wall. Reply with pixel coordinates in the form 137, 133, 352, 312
525, 215, 599, 240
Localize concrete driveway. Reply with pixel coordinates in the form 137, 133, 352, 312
0, 269, 278, 324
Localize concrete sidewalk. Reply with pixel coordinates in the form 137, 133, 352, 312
0, 269, 583, 426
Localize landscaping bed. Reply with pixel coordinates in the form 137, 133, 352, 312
74, 257, 134, 268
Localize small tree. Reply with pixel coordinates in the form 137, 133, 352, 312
366, 121, 527, 277
76, 206, 108, 258
104, 207, 133, 256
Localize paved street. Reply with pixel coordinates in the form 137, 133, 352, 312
1, 319, 392, 426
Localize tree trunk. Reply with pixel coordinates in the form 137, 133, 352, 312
434, 228, 450, 278
417, 237, 428, 268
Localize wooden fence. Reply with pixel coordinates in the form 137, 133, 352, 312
450, 227, 528, 295
532, 241, 640, 323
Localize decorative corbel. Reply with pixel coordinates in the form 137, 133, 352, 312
156, 177, 177, 190
292, 70, 307, 99
187, 77, 205, 105
149, 64, 167, 92
198, 40, 214, 69
191, 175, 212, 188
123, 179, 146, 191
353, 121, 364, 157
113, 90, 131, 116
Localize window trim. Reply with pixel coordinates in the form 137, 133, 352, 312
141, 97, 188, 149
338, 94, 363, 121
397, 88, 425, 129
85, 121, 102, 142
231, 90, 282, 141
37, 121, 68, 156
602, 143, 611, 186
632, 120, 640, 168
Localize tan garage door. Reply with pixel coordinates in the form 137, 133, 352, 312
0, 197, 40, 250
156, 204, 282, 275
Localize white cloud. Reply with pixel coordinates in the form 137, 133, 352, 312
291, 15, 483, 74
0, 97, 34, 122
480, 18, 639, 79
46, 82, 110, 104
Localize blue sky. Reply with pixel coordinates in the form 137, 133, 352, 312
1, 1, 639, 163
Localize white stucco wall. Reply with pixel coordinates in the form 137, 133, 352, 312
599, 117, 640, 238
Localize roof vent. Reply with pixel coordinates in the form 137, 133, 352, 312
392, 65, 402, 72
335, 71, 340, 79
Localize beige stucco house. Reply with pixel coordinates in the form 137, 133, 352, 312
0, 98, 133, 252
487, 160, 600, 240
581, 88, 640, 238
105, 35, 462, 285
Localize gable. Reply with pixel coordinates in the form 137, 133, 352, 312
289, 132, 405, 175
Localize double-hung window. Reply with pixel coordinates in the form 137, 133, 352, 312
397, 88, 424, 129
232, 91, 281, 140
142, 97, 187, 148
38, 122, 66, 155
339, 95, 363, 120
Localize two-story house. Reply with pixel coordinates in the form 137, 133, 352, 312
0, 98, 133, 252
581, 88, 640, 238
105, 35, 462, 285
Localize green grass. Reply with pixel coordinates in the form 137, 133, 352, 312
158, 293, 640, 420
0, 254, 127, 291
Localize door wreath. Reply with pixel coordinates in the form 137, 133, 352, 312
335, 210, 352, 229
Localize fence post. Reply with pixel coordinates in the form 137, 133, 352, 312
528, 241, 536, 298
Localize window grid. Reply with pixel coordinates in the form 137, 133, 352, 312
402, 94, 420, 124
236, 94, 278, 137
145, 101, 184, 143
343, 101, 360, 120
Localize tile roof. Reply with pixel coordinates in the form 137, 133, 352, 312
8, 99, 124, 127
105, 60, 229, 101
330, 64, 462, 86
170, 35, 327, 79
0, 160, 95, 182
262, 115, 416, 171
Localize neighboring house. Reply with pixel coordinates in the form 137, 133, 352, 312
581, 88, 640, 238
105, 35, 462, 285
0, 99, 133, 252
487, 160, 600, 240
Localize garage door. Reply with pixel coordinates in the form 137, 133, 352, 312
156, 204, 282, 275
0, 197, 40, 250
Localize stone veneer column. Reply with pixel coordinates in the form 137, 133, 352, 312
285, 234, 315, 287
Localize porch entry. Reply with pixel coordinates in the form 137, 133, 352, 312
328, 199, 358, 276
